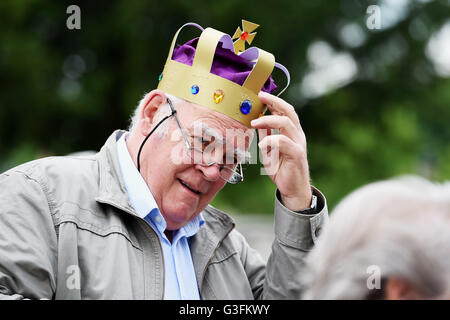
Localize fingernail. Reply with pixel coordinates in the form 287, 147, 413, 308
251, 119, 258, 126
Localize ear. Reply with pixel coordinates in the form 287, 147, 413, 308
385, 277, 424, 300
139, 89, 168, 136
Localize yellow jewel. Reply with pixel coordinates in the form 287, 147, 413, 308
232, 20, 259, 54
157, 23, 279, 127
213, 89, 224, 104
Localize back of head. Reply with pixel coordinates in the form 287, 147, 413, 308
302, 175, 450, 299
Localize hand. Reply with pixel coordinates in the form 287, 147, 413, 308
251, 91, 312, 211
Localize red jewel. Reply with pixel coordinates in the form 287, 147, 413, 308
240, 32, 249, 41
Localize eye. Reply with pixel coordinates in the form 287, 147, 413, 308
192, 136, 211, 151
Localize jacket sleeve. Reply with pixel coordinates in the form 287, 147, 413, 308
0, 170, 57, 300
250, 186, 328, 299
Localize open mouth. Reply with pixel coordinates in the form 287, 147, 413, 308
178, 179, 201, 195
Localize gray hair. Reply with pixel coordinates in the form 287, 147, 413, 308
302, 175, 450, 299
128, 92, 184, 135
128, 93, 253, 161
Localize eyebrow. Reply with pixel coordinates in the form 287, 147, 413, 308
203, 126, 227, 144
190, 122, 251, 162
190, 122, 227, 144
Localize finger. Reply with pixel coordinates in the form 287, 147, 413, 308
257, 128, 273, 163
257, 127, 273, 143
258, 91, 301, 129
258, 135, 281, 176
252, 115, 301, 143
258, 134, 305, 161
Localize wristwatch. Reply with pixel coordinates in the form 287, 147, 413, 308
295, 194, 318, 215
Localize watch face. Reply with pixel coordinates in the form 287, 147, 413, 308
310, 195, 318, 210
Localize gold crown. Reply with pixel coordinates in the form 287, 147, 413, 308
157, 21, 289, 128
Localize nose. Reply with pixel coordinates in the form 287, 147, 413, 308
195, 162, 221, 182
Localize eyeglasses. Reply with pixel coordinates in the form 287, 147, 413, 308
167, 98, 244, 184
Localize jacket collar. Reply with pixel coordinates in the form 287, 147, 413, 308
95, 130, 236, 289
189, 205, 236, 291
95, 130, 138, 217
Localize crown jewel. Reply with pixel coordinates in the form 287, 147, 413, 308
157, 22, 290, 127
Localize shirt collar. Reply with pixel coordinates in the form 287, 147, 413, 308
116, 132, 204, 236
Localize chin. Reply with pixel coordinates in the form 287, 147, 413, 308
163, 203, 198, 230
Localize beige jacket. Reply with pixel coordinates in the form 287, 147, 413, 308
0, 130, 328, 300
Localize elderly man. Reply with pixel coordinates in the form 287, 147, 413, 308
0, 21, 328, 299
302, 176, 450, 300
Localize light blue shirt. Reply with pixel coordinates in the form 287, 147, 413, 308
116, 132, 204, 300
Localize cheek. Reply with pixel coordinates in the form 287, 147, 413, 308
168, 137, 193, 167
150, 137, 189, 173
202, 180, 227, 201
146, 152, 182, 194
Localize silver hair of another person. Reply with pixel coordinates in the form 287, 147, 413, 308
301, 175, 450, 299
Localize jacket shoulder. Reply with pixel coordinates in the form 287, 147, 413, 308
7, 154, 98, 187
2, 154, 101, 213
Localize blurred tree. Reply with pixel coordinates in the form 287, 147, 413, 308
0, 0, 448, 213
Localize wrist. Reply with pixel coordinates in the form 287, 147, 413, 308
281, 188, 313, 212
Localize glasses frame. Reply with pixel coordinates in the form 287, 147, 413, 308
167, 98, 244, 184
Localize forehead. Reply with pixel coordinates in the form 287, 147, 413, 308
179, 100, 251, 135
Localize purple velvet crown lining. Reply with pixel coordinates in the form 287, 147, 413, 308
172, 38, 278, 93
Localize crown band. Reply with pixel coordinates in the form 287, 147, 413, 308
157, 22, 289, 127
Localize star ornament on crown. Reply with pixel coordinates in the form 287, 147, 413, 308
232, 20, 259, 54
157, 21, 291, 128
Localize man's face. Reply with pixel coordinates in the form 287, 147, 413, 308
142, 99, 252, 230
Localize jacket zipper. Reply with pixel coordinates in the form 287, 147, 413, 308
199, 225, 234, 297
137, 217, 165, 300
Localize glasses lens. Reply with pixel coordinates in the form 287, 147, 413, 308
188, 147, 204, 164
187, 141, 224, 166
179, 122, 243, 183
220, 166, 243, 184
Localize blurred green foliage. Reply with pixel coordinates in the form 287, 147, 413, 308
0, 0, 449, 213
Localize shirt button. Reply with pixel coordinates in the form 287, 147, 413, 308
155, 216, 162, 223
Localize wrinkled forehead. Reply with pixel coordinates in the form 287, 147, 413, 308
179, 100, 254, 142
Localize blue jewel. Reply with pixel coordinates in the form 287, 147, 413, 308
240, 99, 252, 115
191, 85, 199, 95
158, 73, 163, 81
